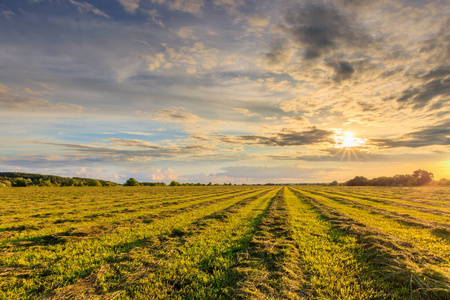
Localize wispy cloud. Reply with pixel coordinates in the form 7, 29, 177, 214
370, 120, 450, 148
116, 0, 140, 13
69, 0, 111, 18
0, 84, 83, 112
217, 127, 334, 147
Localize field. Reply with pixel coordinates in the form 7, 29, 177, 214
0, 186, 449, 299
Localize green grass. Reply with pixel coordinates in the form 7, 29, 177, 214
0, 185, 449, 299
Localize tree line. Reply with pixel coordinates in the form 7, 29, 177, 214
0, 172, 117, 187
340, 169, 450, 187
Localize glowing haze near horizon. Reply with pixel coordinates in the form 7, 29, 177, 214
0, 0, 449, 184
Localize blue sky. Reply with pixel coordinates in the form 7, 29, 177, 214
0, 0, 449, 183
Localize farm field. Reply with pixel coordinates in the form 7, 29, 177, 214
0, 186, 449, 299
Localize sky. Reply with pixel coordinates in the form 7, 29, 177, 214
0, 0, 449, 184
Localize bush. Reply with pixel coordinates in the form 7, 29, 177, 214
87, 179, 102, 187
124, 178, 140, 186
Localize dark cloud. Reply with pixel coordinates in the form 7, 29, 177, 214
218, 127, 334, 146
421, 66, 450, 79
334, 0, 376, 7
420, 20, 450, 62
397, 66, 450, 109
357, 101, 378, 112
328, 60, 355, 82
0, 156, 104, 168
264, 39, 293, 66
370, 120, 450, 148
282, 1, 371, 60
31, 140, 211, 160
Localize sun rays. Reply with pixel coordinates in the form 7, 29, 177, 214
333, 130, 368, 161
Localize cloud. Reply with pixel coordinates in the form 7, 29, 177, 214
328, 60, 355, 82
143, 9, 165, 27
255, 77, 292, 92
396, 66, 450, 109
120, 131, 154, 136
232, 108, 260, 117
0, 84, 83, 112
31, 139, 212, 160
263, 39, 296, 70
153, 108, 201, 123
212, 0, 244, 15
281, 0, 372, 60
148, 167, 180, 181
1, 10, 15, 19
152, 0, 205, 16
138, 53, 167, 71
173, 27, 196, 40
138, 42, 220, 74
68, 0, 111, 18
116, 0, 140, 13
218, 127, 334, 146
248, 14, 270, 28
370, 120, 450, 148
0, 155, 104, 168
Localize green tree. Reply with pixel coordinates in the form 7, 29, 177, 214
169, 181, 180, 186
87, 179, 102, 187
412, 169, 434, 186
346, 176, 369, 186
124, 178, 140, 186
39, 179, 52, 187
2, 180, 11, 187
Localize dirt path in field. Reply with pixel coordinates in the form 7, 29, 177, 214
289, 187, 450, 300
233, 187, 306, 300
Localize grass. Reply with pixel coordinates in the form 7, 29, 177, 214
0, 185, 449, 299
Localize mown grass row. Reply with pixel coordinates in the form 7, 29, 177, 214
0, 188, 260, 243
234, 187, 304, 299
0, 188, 273, 299
51, 188, 281, 299
0, 186, 251, 221
285, 187, 400, 299
291, 186, 450, 299
302, 188, 450, 231
323, 186, 450, 208
307, 186, 450, 218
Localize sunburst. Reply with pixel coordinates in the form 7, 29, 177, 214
333, 130, 367, 161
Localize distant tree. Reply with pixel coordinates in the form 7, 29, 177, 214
13, 178, 28, 187
207, 182, 212, 186
169, 181, 180, 186
124, 178, 140, 186
2, 180, 11, 187
87, 179, 102, 187
346, 176, 369, 186
369, 176, 395, 186
392, 174, 412, 186
39, 179, 52, 187
412, 169, 434, 186
436, 178, 450, 186
329, 180, 339, 186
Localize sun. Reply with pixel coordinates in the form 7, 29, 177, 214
334, 131, 365, 149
